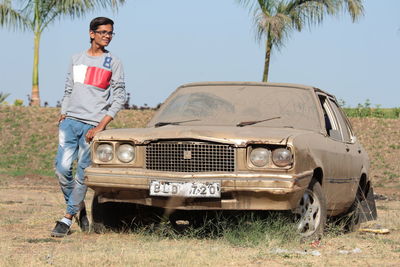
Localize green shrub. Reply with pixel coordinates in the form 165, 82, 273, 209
14, 99, 24, 106
343, 100, 400, 118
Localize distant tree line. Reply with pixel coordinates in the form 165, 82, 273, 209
1, 91, 399, 118
54, 93, 162, 110
1, 92, 162, 110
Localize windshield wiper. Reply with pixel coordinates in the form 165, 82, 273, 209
236, 116, 281, 127
154, 119, 201, 128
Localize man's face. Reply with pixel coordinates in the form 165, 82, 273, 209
90, 24, 114, 47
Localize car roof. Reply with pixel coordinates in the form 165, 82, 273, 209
178, 81, 334, 99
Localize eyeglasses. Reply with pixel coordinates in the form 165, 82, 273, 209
94, 30, 115, 37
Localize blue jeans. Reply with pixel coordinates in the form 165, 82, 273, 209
55, 118, 94, 216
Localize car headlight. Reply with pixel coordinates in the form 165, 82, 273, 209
250, 148, 270, 167
96, 143, 113, 162
117, 144, 135, 163
272, 148, 293, 167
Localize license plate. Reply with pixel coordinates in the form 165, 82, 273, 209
149, 180, 221, 198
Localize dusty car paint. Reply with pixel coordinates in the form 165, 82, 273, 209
85, 82, 376, 233
86, 126, 314, 211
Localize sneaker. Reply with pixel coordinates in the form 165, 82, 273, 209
76, 207, 90, 232
51, 221, 71, 237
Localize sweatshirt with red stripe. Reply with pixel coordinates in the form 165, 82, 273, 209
61, 51, 126, 126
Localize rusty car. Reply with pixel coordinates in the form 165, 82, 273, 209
85, 82, 377, 238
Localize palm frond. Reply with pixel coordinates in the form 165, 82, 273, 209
39, 1, 63, 32
270, 13, 293, 49
0, 0, 31, 30
0, 92, 10, 103
286, 0, 335, 30
254, 12, 267, 42
252, 1, 292, 46
343, 0, 364, 21
38, 0, 126, 31
258, 0, 277, 15
236, 0, 257, 13
294, 2, 325, 29
56, 0, 125, 17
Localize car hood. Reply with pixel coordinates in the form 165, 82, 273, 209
94, 125, 317, 147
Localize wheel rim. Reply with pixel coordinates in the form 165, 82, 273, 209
297, 188, 321, 237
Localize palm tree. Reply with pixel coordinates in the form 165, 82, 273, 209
237, 0, 364, 82
0, 0, 125, 106
0, 92, 10, 104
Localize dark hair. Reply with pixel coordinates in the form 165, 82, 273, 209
89, 17, 114, 43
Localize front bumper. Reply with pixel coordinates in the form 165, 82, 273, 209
85, 167, 313, 210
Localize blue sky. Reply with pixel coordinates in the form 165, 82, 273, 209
1, 0, 399, 107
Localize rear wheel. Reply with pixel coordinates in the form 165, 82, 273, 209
295, 181, 327, 240
343, 202, 361, 232
339, 182, 366, 232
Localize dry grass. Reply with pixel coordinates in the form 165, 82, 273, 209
0, 107, 154, 176
351, 118, 400, 199
0, 174, 399, 266
0, 106, 399, 266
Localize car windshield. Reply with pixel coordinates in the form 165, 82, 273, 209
148, 84, 321, 131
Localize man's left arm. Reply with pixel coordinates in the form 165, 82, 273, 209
107, 58, 126, 118
86, 58, 126, 142
85, 115, 113, 142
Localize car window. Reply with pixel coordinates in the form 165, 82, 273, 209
150, 85, 321, 131
318, 95, 343, 141
329, 99, 352, 143
157, 92, 235, 118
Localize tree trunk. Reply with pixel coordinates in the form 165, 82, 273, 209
31, 30, 41, 106
262, 32, 272, 82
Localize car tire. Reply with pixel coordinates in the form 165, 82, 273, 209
91, 194, 135, 233
340, 186, 363, 232
91, 194, 108, 233
344, 201, 361, 232
296, 181, 327, 240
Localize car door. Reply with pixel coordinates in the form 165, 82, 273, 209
328, 98, 363, 198
317, 95, 356, 213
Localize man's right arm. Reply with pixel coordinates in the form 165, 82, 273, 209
59, 59, 73, 122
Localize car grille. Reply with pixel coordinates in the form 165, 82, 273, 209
145, 141, 235, 172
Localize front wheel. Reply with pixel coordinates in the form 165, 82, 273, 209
91, 194, 107, 233
91, 194, 136, 233
91, 194, 117, 233
295, 181, 327, 240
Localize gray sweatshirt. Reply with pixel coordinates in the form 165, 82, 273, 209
61, 51, 126, 126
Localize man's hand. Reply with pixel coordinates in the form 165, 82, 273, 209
85, 115, 113, 143
85, 126, 104, 143
58, 114, 66, 124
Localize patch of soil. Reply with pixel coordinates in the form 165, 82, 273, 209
374, 187, 400, 201
10, 174, 58, 187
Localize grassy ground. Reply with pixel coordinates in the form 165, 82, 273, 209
1, 106, 399, 197
0, 107, 154, 177
0, 174, 399, 266
0, 106, 399, 266
343, 107, 400, 119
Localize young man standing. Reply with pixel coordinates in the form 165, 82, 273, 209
52, 17, 126, 237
